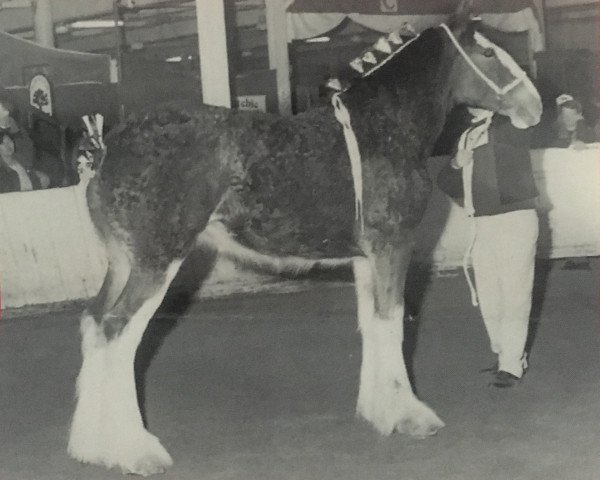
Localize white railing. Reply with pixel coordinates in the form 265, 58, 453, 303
1, 146, 599, 309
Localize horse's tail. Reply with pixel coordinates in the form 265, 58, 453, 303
196, 221, 352, 278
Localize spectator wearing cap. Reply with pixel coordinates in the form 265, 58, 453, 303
549, 94, 597, 149
0, 95, 35, 168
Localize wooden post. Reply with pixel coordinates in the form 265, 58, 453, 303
195, 0, 232, 108
112, 0, 126, 121
265, 0, 292, 115
33, 0, 54, 48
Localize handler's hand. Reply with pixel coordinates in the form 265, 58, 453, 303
451, 149, 473, 169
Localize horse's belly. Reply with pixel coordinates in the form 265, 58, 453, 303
218, 184, 360, 259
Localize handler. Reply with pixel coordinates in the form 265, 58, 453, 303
437, 108, 539, 388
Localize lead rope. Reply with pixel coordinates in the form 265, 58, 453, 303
463, 223, 479, 306
456, 127, 480, 307
458, 111, 491, 307
332, 93, 365, 234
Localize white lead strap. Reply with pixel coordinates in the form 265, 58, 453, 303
463, 220, 479, 307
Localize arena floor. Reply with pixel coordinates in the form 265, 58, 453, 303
1, 259, 598, 480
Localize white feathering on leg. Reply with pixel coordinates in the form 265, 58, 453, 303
353, 259, 445, 437
69, 261, 182, 475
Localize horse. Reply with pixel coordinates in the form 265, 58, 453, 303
67, 1, 542, 475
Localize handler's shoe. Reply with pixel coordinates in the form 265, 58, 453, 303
479, 362, 498, 374
490, 370, 520, 388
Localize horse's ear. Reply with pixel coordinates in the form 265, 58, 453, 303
448, 0, 474, 30
456, 0, 474, 21
449, 0, 480, 42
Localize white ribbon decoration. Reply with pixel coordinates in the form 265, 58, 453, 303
331, 93, 364, 234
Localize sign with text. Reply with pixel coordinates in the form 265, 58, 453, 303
237, 95, 267, 113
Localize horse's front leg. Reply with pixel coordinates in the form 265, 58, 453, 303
353, 237, 444, 437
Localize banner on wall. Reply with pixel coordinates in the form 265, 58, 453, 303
29, 74, 53, 116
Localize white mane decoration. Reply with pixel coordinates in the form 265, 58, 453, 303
325, 23, 419, 93
347, 24, 420, 79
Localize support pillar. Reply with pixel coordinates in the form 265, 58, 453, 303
33, 0, 54, 48
265, 0, 292, 115
195, 0, 232, 108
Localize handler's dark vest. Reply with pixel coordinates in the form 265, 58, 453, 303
437, 115, 538, 216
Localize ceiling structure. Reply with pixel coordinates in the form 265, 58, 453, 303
0, 0, 266, 55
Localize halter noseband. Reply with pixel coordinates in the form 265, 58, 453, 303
439, 23, 526, 97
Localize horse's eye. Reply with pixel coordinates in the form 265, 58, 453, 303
483, 48, 495, 58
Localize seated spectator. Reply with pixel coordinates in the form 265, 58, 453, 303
0, 132, 49, 193
0, 95, 35, 168
549, 94, 597, 149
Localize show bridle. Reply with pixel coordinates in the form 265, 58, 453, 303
439, 22, 527, 97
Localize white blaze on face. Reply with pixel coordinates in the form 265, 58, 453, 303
473, 32, 541, 128
473, 32, 538, 98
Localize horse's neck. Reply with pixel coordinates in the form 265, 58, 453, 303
345, 33, 454, 162
350, 54, 451, 161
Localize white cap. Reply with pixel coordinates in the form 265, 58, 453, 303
556, 94, 575, 107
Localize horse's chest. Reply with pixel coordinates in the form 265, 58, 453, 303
361, 158, 432, 230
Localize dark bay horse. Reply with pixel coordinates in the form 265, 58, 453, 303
68, 2, 542, 475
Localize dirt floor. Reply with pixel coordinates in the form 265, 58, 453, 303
1, 259, 598, 480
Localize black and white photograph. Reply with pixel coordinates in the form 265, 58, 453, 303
0, 1, 598, 479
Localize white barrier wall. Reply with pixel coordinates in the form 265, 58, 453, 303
0, 184, 105, 309
414, 147, 600, 265
1, 147, 599, 309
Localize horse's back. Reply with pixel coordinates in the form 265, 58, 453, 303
87, 104, 358, 263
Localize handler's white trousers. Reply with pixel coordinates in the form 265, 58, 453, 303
472, 209, 538, 378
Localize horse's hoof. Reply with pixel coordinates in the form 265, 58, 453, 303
394, 398, 445, 438
358, 393, 445, 438
121, 454, 170, 477
118, 434, 173, 476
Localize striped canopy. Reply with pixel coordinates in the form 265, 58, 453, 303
286, 0, 543, 51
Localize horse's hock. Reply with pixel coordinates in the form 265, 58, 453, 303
1, 148, 598, 310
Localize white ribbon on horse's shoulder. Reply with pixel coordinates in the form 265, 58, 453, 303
331, 93, 364, 234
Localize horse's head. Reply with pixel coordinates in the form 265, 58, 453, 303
445, 0, 542, 129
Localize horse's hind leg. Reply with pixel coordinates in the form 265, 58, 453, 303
88, 239, 131, 317
353, 237, 444, 437
68, 259, 183, 476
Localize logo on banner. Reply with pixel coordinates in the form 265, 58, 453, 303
29, 74, 53, 116
380, 0, 398, 13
